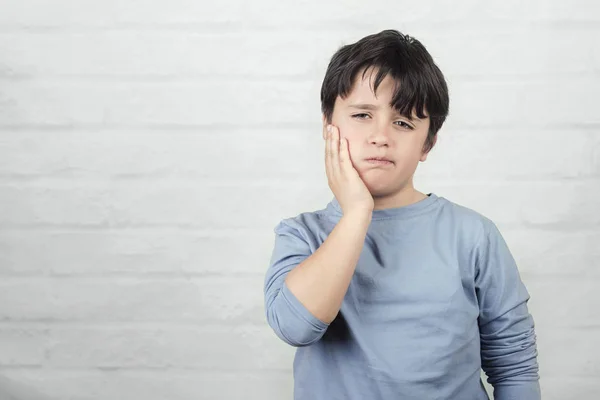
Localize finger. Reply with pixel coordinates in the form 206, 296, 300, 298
330, 125, 341, 179
325, 125, 332, 181
339, 135, 350, 170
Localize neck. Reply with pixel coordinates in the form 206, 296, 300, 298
372, 187, 427, 211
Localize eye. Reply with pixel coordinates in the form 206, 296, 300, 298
394, 121, 414, 130
351, 113, 370, 120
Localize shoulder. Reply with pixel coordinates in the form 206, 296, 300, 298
436, 195, 499, 245
272, 205, 335, 245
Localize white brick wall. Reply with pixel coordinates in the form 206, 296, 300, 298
0, 1, 598, 399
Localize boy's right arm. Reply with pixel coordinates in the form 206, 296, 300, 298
264, 210, 371, 347
284, 209, 371, 324
264, 123, 374, 347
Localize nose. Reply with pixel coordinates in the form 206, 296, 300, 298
367, 124, 392, 147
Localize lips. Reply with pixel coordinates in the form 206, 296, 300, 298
366, 157, 394, 163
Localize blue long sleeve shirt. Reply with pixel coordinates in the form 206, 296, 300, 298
264, 193, 540, 400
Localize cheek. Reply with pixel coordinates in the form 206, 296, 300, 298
340, 131, 361, 153
347, 139, 366, 165
337, 123, 361, 142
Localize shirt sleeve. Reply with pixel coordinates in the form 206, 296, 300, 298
474, 218, 541, 400
264, 220, 329, 347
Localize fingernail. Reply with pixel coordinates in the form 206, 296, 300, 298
327, 125, 332, 132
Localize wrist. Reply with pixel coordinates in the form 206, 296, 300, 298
342, 208, 373, 221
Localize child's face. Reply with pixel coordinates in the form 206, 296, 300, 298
326, 69, 433, 198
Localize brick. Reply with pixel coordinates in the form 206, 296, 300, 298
0, 29, 595, 79
425, 29, 598, 77
525, 279, 600, 328
0, 375, 55, 400
538, 377, 600, 400
591, 132, 600, 175
0, 0, 473, 28
0, 81, 316, 126
421, 128, 596, 180
0, 329, 45, 366
473, 0, 600, 22
0, 32, 333, 78
537, 327, 599, 377
0, 0, 240, 27
0, 277, 266, 323
501, 228, 600, 278
0, 129, 325, 182
1, 0, 598, 29
0, 370, 292, 400
0, 180, 328, 230
0, 182, 113, 226
45, 325, 293, 369
447, 78, 600, 128
0, 229, 275, 276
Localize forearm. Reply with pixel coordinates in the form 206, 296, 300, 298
493, 380, 541, 400
486, 335, 540, 400
481, 301, 540, 399
284, 210, 371, 324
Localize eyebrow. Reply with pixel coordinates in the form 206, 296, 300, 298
347, 103, 427, 121
348, 103, 380, 111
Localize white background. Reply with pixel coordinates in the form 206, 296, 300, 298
0, 0, 598, 399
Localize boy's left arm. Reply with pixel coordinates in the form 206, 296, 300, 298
474, 218, 541, 400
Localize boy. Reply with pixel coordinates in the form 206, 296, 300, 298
264, 30, 540, 400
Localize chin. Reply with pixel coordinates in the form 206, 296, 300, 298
364, 180, 401, 197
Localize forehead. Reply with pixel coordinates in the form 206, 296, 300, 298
344, 69, 397, 102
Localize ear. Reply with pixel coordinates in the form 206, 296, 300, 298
420, 135, 438, 162
322, 114, 328, 140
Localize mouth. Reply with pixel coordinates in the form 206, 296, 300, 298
365, 157, 394, 165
